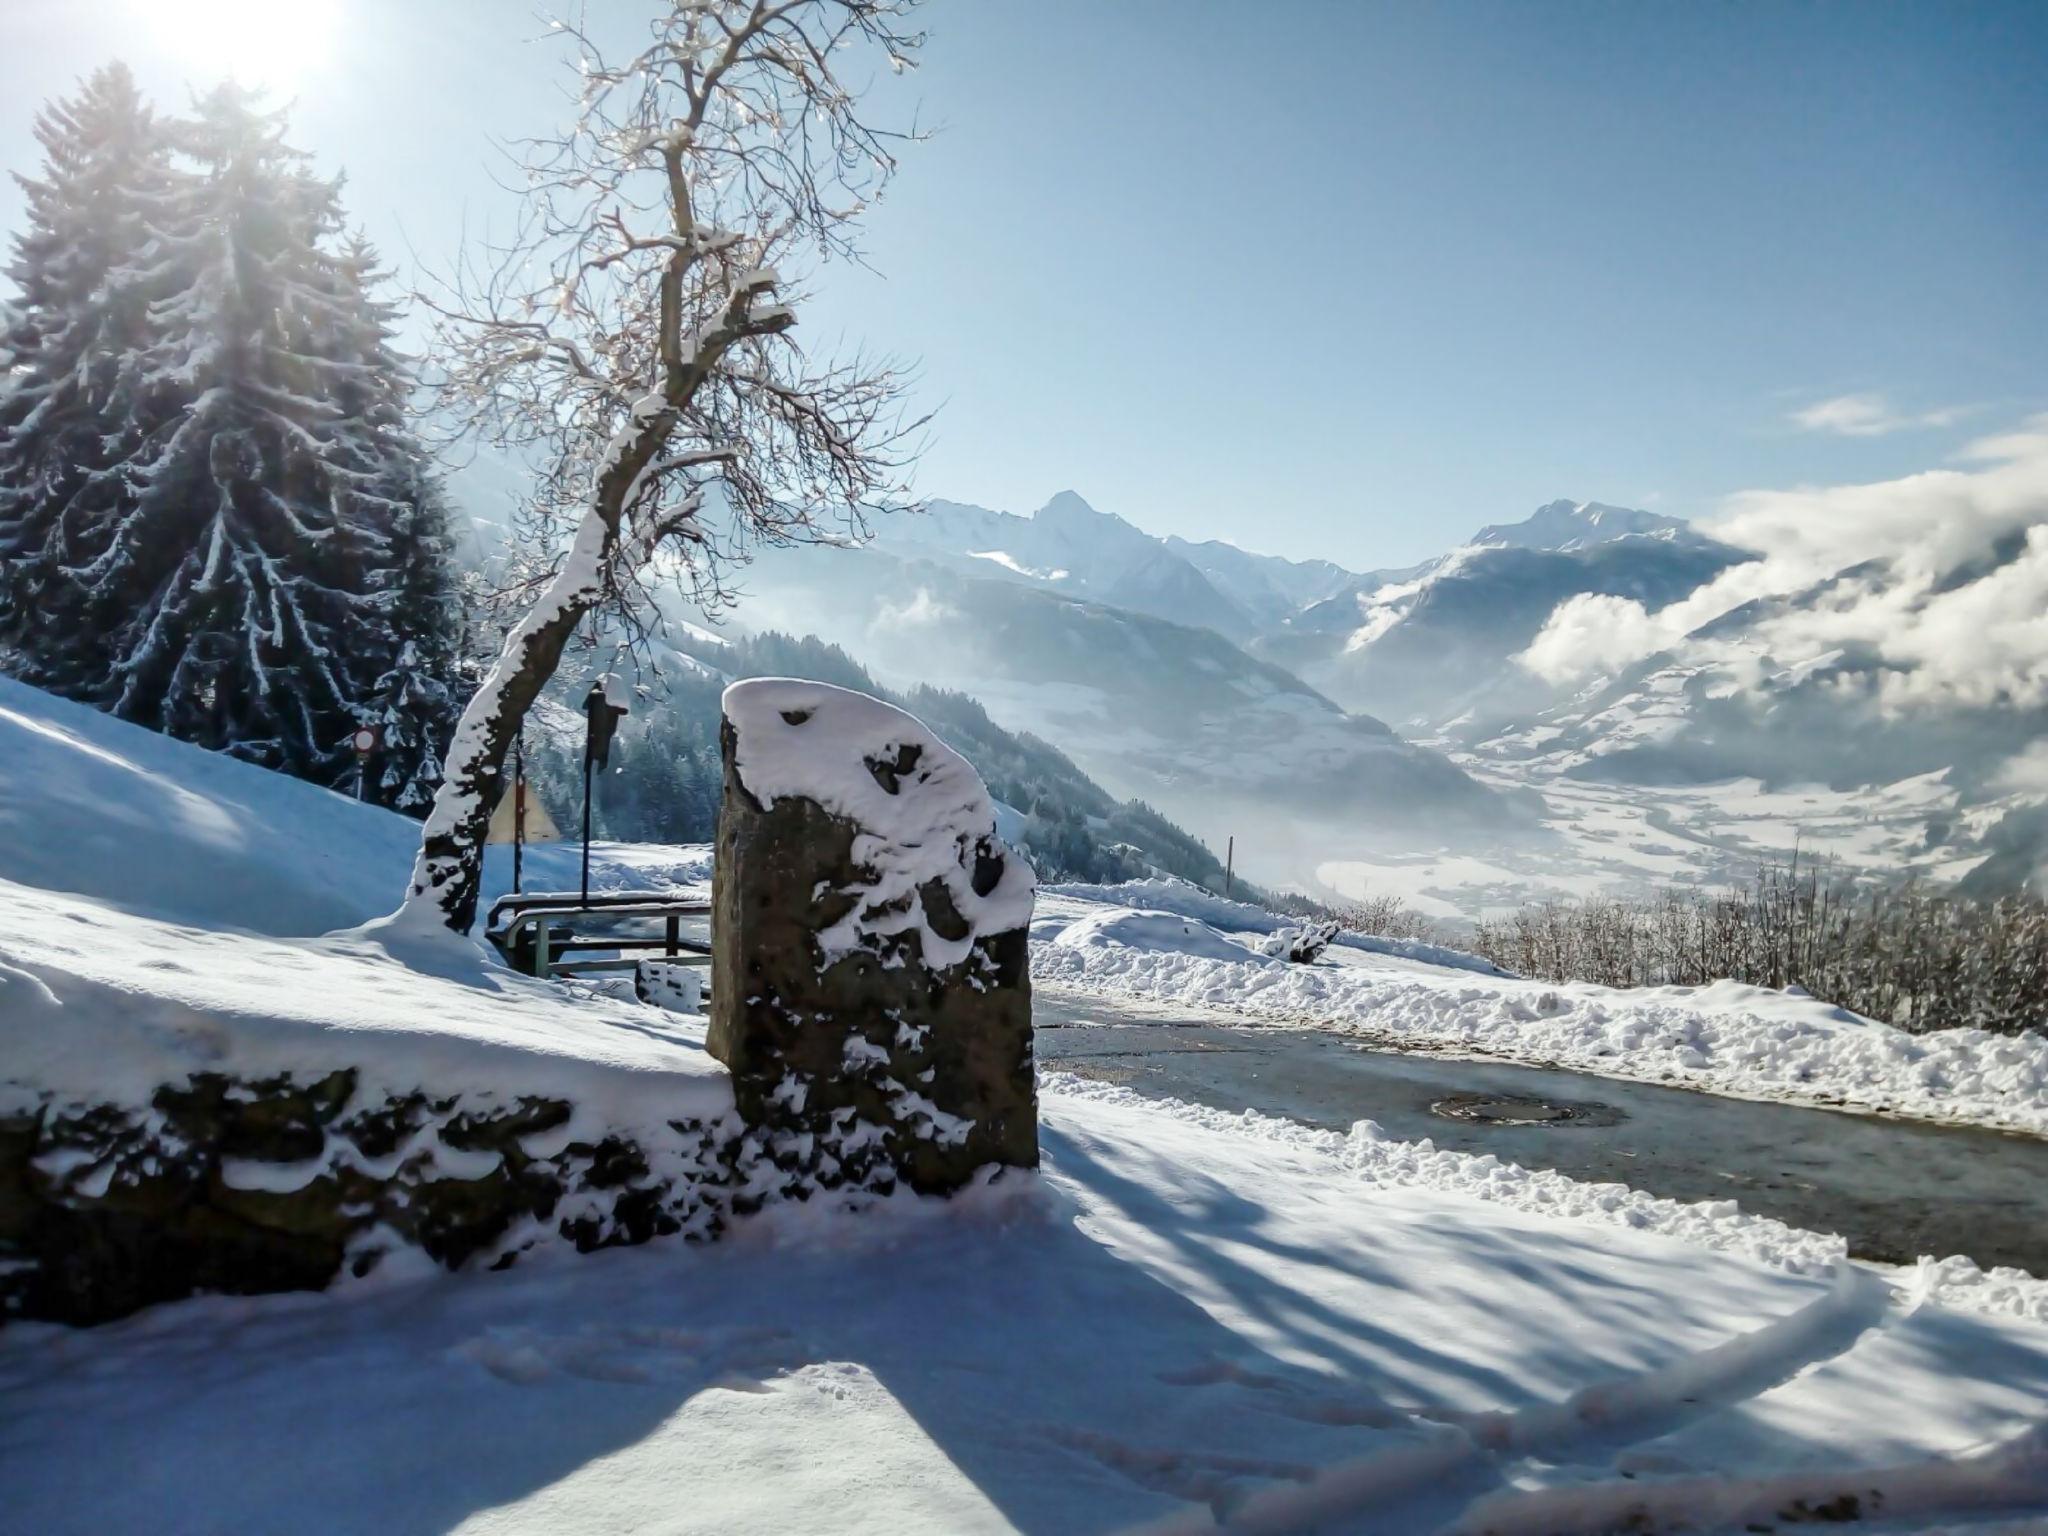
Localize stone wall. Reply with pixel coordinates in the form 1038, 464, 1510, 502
1, 1072, 731, 1326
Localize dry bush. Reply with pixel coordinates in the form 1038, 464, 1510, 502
1470, 861, 2048, 1037
1325, 892, 1444, 943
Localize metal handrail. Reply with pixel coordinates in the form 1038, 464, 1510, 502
487, 889, 714, 981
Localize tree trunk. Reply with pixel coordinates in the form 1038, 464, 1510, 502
396, 512, 610, 933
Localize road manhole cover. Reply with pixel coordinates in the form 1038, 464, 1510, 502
1431, 1093, 1625, 1128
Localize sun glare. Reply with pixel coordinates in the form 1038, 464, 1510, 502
138, 0, 341, 89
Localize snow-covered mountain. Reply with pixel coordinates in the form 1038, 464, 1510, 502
1253, 502, 1749, 729
876, 492, 1265, 639
712, 538, 1533, 886
1160, 535, 1362, 629
1452, 544, 2048, 899
1470, 498, 1698, 552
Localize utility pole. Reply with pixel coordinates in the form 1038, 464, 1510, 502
1225, 835, 1234, 899
580, 681, 629, 908
511, 725, 526, 896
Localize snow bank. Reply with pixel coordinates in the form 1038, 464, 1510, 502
0, 878, 731, 1126
1032, 898, 2048, 1136
1051, 907, 1275, 965
1044, 1074, 1842, 1278
1046, 874, 1508, 975
724, 679, 1034, 967
1042, 1073, 2048, 1326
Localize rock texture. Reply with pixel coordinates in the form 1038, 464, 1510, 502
708, 681, 1037, 1196
0, 1073, 732, 1326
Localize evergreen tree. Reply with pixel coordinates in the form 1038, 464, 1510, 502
88, 85, 382, 775
0, 64, 173, 687
333, 237, 462, 811
2, 75, 465, 810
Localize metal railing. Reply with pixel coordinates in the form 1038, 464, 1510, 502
486, 890, 714, 981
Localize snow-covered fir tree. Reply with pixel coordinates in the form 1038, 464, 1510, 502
0, 78, 464, 811
0, 64, 173, 688
332, 236, 462, 811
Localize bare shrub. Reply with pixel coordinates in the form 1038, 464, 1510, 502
1470, 860, 2048, 1037
1325, 893, 1443, 943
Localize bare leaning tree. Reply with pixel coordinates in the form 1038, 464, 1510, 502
396, 0, 929, 934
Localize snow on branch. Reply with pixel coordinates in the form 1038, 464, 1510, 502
398, 0, 932, 933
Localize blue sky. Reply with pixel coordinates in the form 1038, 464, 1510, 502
3, 1, 2043, 568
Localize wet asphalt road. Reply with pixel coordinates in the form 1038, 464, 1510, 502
1033, 990, 2048, 1274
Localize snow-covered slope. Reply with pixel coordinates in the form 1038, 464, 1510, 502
1161, 533, 1361, 628
0, 672, 421, 934
1447, 542, 2048, 900
6, 678, 2048, 1532
1257, 521, 1749, 730
0, 671, 684, 936
875, 491, 1264, 638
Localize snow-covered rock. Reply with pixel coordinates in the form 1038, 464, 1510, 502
709, 680, 1038, 1193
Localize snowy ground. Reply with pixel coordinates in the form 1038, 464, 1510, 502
1033, 878, 2048, 1139
5, 678, 2048, 1531
7, 1079, 2048, 1534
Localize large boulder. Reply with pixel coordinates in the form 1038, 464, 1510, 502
708, 679, 1037, 1195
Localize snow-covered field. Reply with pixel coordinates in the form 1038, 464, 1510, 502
1316, 747, 2022, 922
5, 677, 2048, 1532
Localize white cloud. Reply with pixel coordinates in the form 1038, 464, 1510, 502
1517, 594, 1676, 685
1789, 392, 1971, 437
1994, 740, 2048, 796
870, 587, 954, 632
1517, 413, 2048, 710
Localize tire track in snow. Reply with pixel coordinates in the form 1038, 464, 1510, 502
1119, 1264, 1900, 1535
1440, 1418, 2048, 1536
1428, 1262, 1893, 1466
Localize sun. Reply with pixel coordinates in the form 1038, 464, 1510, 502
136, 0, 342, 89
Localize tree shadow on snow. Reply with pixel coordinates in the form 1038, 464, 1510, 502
8, 1117, 2046, 1535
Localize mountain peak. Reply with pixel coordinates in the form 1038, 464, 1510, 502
1038, 489, 1107, 523
1470, 499, 1689, 553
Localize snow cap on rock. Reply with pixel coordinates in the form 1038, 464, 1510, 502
722, 678, 1035, 968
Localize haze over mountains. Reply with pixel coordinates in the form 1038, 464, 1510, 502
727, 527, 1526, 876
696, 474, 2048, 913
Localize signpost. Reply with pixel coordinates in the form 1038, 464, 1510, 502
512, 727, 527, 893
349, 724, 382, 803
581, 681, 630, 906
486, 738, 561, 894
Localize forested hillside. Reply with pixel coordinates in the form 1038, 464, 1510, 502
522, 629, 1239, 890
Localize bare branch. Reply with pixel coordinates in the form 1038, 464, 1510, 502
400, 0, 931, 932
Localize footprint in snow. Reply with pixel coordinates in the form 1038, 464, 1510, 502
448, 1323, 800, 1390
